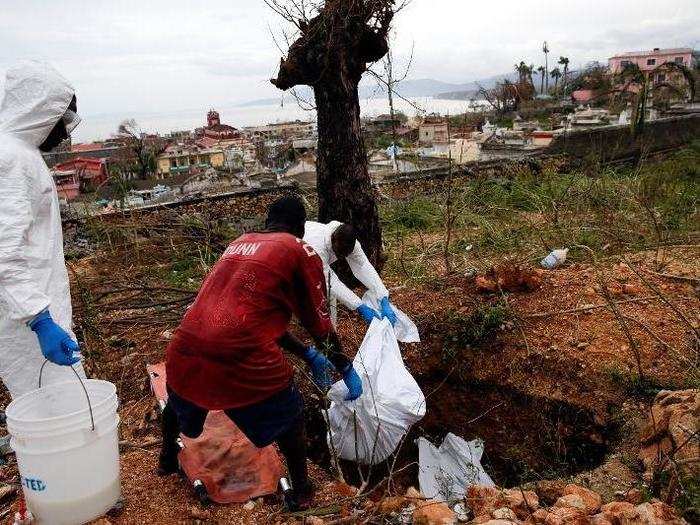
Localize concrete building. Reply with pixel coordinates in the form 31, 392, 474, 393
363, 114, 404, 134
43, 140, 123, 168
53, 170, 80, 201
419, 116, 449, 145
200, 110, 240, 140
55, 157, 108, 187
609, 48, 697, 77
156, 143, 225, 176
51, 157, 109, 200
244, 120, 316, 139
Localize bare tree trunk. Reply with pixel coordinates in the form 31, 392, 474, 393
315, 82, 383, 266
385, 49, 399, 173
269, 1, 396, 268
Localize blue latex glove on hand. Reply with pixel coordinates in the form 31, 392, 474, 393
29, 310, 81, 366
342, 365, 363, 401
379, 297, 398, 326
356, 304, 381, 325
303, 346, 336, 389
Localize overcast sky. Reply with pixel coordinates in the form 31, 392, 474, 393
1, 0, 698, 118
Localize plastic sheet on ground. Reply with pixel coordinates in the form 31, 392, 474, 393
361, 291, 420, 343
327, 318, 425, 465
147, 363, 285, 504
417, 433, 495, 503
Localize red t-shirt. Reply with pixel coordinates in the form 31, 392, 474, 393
166, 231, 333, 410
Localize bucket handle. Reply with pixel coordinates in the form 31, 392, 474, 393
38, 361, 95, 432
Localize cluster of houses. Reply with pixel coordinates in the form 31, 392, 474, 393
49, 47, 697, 211
49, 110, 321, 208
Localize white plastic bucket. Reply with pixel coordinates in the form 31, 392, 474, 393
6, 379, 121, 525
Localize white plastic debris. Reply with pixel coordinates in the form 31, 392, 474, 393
540, 248, 569, 269
327, 318, 426, 465
417, 433, 495, 503
453, 502, 470, 522
361, 291, 420, 343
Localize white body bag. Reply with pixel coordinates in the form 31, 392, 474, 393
327, 318, 425, 465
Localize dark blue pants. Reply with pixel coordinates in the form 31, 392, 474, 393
162, 381, 309, 491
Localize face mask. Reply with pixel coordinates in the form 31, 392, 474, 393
62, 109, 82, 134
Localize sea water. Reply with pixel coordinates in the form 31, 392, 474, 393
27, 479, 121, 525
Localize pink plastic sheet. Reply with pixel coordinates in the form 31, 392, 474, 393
147, 363, 285, 504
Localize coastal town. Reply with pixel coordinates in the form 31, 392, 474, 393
48, 45, 698, 216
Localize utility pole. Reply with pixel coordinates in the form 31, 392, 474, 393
543, 41, 550, 93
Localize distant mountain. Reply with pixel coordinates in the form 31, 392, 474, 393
361, 78, 478, 99
435, 72, 519, 100
235, 73, 519, 107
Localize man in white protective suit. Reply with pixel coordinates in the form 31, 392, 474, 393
0, 61, 84, 399
303, 220, 398, 326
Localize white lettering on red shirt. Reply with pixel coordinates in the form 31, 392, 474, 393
223, 242, 262, 258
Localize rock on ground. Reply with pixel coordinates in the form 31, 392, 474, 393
464, 484, 688, 525
413, 499, 457, 525
639, 389, 699, 481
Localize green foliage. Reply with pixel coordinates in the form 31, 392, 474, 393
442, 302, 511, 360
383, 197, 439, 230
165, 250, 217, 289
380, 146, 699, 278
675, 474, 700, 523
494, 117, 514, 129
373, 134, 403, 149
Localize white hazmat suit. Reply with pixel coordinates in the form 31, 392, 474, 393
304, 220, 420, 344
0, 62, 85, 398
304, 220, 389, 312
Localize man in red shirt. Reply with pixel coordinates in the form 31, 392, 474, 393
160, 195, 362, 508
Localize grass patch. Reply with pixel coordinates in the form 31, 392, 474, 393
380, 144, 700, 281
442, 301, 512, 363
382, 197, 440, 231
604, 366, 679, 398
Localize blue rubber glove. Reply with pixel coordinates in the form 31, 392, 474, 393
28, 310, 81, 366
342, 365, 363, 401
303, 346, 336, 389
379, 297, 398, 326
356, 304, 381, 324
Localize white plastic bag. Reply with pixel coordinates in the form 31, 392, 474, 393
361, 292, 420, 343
327, 318, 426, 465
417, 433, 495, 503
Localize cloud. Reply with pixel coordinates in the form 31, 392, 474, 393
2, 0, 698, 137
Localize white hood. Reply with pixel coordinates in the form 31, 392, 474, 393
0, 61, 75, 147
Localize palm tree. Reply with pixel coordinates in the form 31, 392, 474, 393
542, 41, 550, 92
616, 61, 696, 135
558, 56, 570, 90
550, 67, 562, 92
537, 66, 546, 94
616, 63, 648, 135
526, 63, 535, 85
514, 61, 530, 84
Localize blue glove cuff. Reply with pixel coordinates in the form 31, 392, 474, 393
28, 309, 51, 330
303, 346, 318, 362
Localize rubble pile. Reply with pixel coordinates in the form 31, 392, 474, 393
368, 482, 689, 525
475, 263, 543, 294
638, 388, 699, 485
